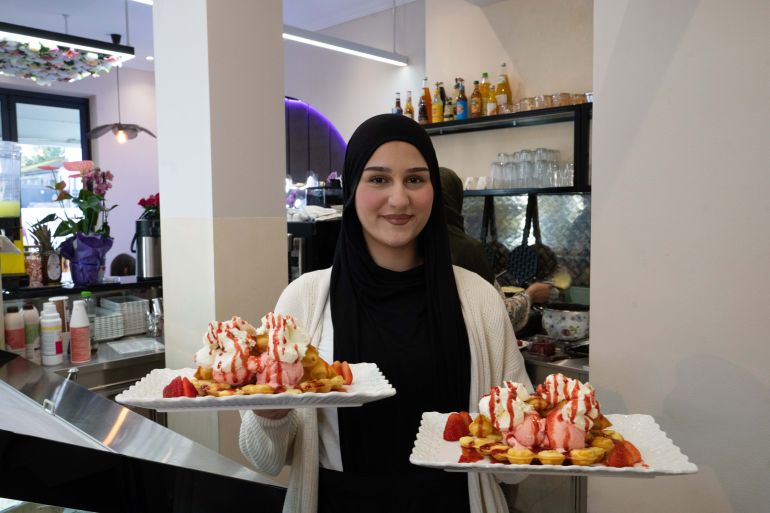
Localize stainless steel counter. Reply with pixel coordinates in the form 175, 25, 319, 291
49, 336, 165, 391
0, 350, 285, 511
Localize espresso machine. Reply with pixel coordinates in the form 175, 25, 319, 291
131, 217, 162, 280
0, 142, 26, 287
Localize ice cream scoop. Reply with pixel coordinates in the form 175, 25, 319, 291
257, 312, 311, 364
543, 406, 586, 450
248, 352, 304, 388
478, 381, 534, 432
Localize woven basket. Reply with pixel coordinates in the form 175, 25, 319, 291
94, 308, 124, 342
100, 295, 149, 336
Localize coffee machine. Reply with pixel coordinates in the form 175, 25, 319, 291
131, 217, 161, 280
0, 142, 26, 287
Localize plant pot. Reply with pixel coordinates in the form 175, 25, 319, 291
59, 233, 114, 286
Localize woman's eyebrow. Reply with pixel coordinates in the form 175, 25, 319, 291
407, 167, 430, 173
363, 166, 390, 172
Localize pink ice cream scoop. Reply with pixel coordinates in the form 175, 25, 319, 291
506, 413, 545, 449
248, 352, 304, 388
544, 408, 586, 450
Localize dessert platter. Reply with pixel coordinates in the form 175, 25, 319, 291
116, 313, 396, 412
410, 374, 697, 477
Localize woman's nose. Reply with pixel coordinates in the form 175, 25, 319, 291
388, 183, 409, 208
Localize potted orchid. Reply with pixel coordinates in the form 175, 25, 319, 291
51, 160, 116, 285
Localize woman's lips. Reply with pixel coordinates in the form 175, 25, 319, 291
382, 214, 413, 225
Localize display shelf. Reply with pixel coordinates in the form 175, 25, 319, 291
465, 186, 591, 197
423, 104, 587, 136
2, 276, 162, 301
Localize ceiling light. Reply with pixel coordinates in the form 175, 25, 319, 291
131, 0, 154, 5
0, 21, 134, 85
145, 55, 154, 61
282, 25, 408, 67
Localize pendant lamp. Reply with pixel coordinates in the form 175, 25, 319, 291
87, 0, 155, 144
88, 43, 156, 144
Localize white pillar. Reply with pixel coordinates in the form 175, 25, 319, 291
153, 0, 287, 468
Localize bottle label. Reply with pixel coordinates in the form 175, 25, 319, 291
25, 323, 40, 347
41, 326, 61, 356
486, 102, 498, 116
456, 100, 468, 120
470, 98, 481, 116
70, 326, 91, 363
5, 328, 25, 352
496, 94, 508, 107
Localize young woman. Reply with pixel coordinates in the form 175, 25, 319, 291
239, 114, 532, 513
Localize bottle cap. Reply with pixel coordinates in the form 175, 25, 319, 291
80, 291, 92, 298
22, 304, 34, 310
6, 306, 19, 313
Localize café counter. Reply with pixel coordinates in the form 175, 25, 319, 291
0, 351, 285, 513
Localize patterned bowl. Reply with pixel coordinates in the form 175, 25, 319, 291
540, 305, 589, 341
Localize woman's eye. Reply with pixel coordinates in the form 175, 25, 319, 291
368, 176, 388, 184
405, 175, 426, 184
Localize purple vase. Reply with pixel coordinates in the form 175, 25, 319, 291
60, 233, 114, 285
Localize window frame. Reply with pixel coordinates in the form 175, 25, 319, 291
0, 86, 91, 159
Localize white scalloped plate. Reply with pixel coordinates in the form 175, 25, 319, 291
115, 364, 395, 412
410, 412, 697, 477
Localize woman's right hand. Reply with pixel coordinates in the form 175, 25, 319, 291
255, 409, 292, 420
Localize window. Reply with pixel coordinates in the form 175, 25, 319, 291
0, 87, 90, 245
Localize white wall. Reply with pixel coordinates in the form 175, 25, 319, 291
284, 0, 426, 141
426, 0, 593, 180
591, 1, 770, 512
0, 69, 159, 271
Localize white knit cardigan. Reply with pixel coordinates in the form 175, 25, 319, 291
239, 266, 532, 513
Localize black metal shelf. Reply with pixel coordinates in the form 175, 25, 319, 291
465, 186, 591, 197
3, 276, 162, 301
423, 104, 590, 136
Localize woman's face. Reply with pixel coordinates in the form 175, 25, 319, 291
354, 141, 434, 269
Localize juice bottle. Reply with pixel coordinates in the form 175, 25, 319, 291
421, 77, 432, 123
40, 302, 63, 367
404, 90, 414, 119
417, 95, 429, 124
479, 72, 491, 101
470, 80, 482, 118
485, 85, 498, 116
443, 98, 455, 122
455, 78, 468, 120
431, 82, 444, 123
496, 62, 512, 109
391, 92, 403, 115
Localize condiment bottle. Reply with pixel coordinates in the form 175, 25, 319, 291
80, 291, 97, 353
4, 306, 25, 356
69, 300, 91, 364
496, 62, 512, 109
431, 82, 444, 123
40, 302, 63, 366
455, 78, 468, 120
391, 92, 403, 115
22, 304, 41, 364
470, 80, 482, 118
485, 85, 498, 116
421, 76, 432, 123
404, 90, 414, 119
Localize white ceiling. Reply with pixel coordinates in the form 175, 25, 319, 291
0, 0, 425, 74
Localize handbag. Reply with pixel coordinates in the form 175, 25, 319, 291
531, 197, 559, 280
481, 207, 511, 276
507, 196, 539, 284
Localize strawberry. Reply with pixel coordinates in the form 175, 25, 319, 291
332, 361, 342, 376
340, 362, 353, 385
605, 439, 642, 467
181, 377, 198, 398
162, 376, 183, 398
459, 411, 473, 429
443, 412, 472, 441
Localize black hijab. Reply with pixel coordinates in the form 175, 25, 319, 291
330, 114, 471, 472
